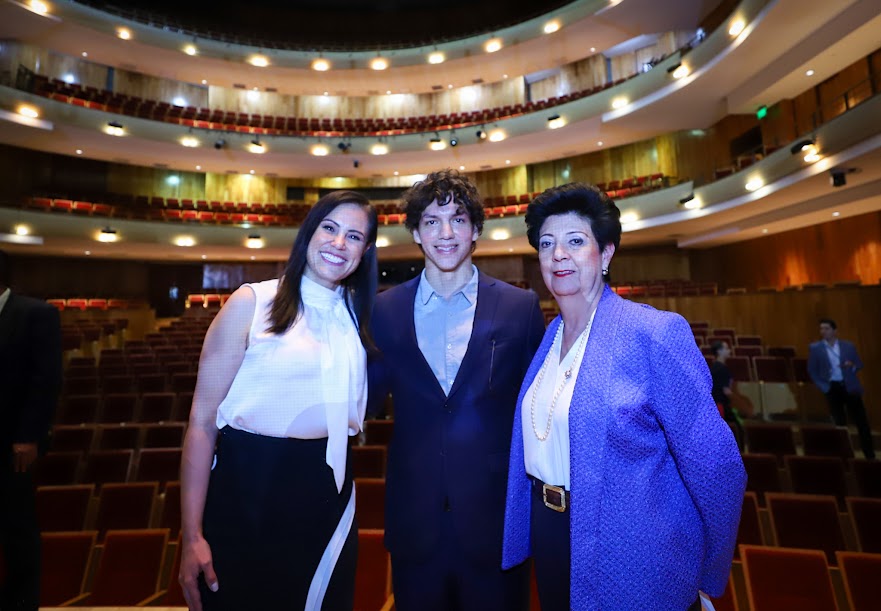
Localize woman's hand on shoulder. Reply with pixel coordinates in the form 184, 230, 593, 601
179, 534, 218, 611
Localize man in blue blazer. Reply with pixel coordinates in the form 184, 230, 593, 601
368, 170, 545, 611
0, 250, 63, 611
808, 318, 875, 459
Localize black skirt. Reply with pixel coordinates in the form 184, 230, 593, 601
199, 427, 357, 611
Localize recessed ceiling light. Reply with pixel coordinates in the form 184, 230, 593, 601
245, 235, 265, 249
311, 58, 331, 71
489, 129, 506, 142
195, 165, 201, 170
370, 143, 389, 155
393, 171, 399, 176
76, 149, 83, 155
620, 212, 639, 224
248, 55, 269, 67
375, 237, 390, 248
17, 105, 39, 119
97, 227, 118, 243
310, 143, 330, 156
832, 211, 840, 217
672, 64, 689, 79
104, 121, 125, 137
459, 165, 465, 171
547, 114, 566, 129
485, 38, 502, 53
116, 27, 131, 40
28, 1, 48, 15
745, 178, 763, 192
762, 229, 768, 234
174, 236, 196, 247
201, 254, 207, 260
370, 57, 389, 70
386, 90, 392, 95
805, 69, 815, 77
543, 20, 560, 34
250, 255, 256, 260
611, 97, 628, 109
183, 44, 197, 56
81, 52, 88, 57
505, 159, 511, 165
590, 47, 596, 52
249, 169, 255, 175
428, 52, 445, 65
597, 141, 604, 146
503, 74, 508, 79
84, 250, 91, 255
201, 79, 208, 85
180, 136, 199, 148
14, 224, 30, 236
490, 228, 511, 240
728, 19, 745, 36
248, 140, 266, 154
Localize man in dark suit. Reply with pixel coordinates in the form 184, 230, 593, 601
808, 317, 875, 459
0, 250, 63, 610
368, 170, 545, 611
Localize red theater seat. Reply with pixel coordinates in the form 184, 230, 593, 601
40, 531, 96, 606
741, 453, 781, 505
852, 459, 881, 497
767, 492, 846, 564
364, 420, 394, 446
801, 425, 854, 460
355, 529, 393, 611
744, 423, 796, 461
753, 356, 789, 382
352, 445, 387, 479
837, 551, 881, 611
734, 492, 764, 558
741, 545, 838, 611
785, 455, 848, 504
94, 481, 158, 540
355, 478, 385, 530
847, 497, 881, 553
36, 484, 94, 531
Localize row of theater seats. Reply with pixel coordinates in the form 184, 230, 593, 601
37, 528, 393, 609
29, 70, 637, 137
612, 281, 720, 297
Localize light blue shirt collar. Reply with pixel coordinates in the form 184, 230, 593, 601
417, 265, 479, 306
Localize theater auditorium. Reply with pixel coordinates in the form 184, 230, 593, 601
1, 0, 880, 609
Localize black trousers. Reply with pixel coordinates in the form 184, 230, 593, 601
827, 382, 875, 459
0, 456, 41, 611
199, 428, 358, 611
391, 510, 530, 611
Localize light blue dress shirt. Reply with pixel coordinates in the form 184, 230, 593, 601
414, 265, 479, 396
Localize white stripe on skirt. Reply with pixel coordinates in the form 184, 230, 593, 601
304, 486, 356, 610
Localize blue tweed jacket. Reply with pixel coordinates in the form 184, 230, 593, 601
502, 286, 746, 609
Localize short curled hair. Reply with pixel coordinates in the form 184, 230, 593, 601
819, 318, 837, 330
401, 168, 485, 235
525, 183, 622, 254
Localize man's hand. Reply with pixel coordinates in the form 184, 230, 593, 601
12, 443, 38, 472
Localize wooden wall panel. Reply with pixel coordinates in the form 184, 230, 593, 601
818, 57, 871, 122
529, 56, 607, 101
471, 166, 528, 199
759, 99, 798, 150
8, 255, 149, 299
690, 210, 881, 290
1, 42, 109, 90
106, 166, 205, 200
113, 71, 207, 108
610, 246, 691, 283
204, 173, 288, 203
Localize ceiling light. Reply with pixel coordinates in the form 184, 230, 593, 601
245, 234, 264, 249
312, 58, 331, 71
104, 121, 125, 136
14, 224, 30, 236
503, 74, 508, 78
76, 149, 83, 155
790, 138, 815, 154
762, 229, 768, 234
183, 44, 197, 56
543, 20, 560, 34
505, 159, 511, 165
370, 56, 389, 70
547, 114, 566, 129
590, 47, 596, 52
806, 69, 815, 77
174, 236, 196, 247
116, 27, 131, 40
683, 199, 701, 210
195, 165, 201, 170
17, 105, 39, 119
310, 143, 330, 156
248, 55, 269, 67
804, 150, 820, 163
428, 52, 445, 64
167, 175, 180, 186
62, 73, 76, 84
429, 137, 447, 151
611, 97, 628, 109
728, 19, 745, 36
201, 79, 208, 85
370, 142, 389, 155
745, 178, 763, 192
450, 134, 458, 147
84, 250, 91, 256
597, 141, 604, 146
484, 38, 503, 53
459, 165, 465, 171
172, 96, 187, 107
248, 139, 266, 154
386, 90, 392, 95
488, 129, 506, 142
180, 136, 199, 148
375, 236, 390, 248
393, 171, 399, 176
97, 227, 118, 242
619, 212, 639, 224
28, 1, 49, 15
476, 129, 487, 140
832, 211, 840, 217
249, 170, 255, 175
671, 64, 689, 79
81, 52, 88, 57
490, 228, 510, 240
201, 254, 207, 260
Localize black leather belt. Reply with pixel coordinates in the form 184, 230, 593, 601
529, 475, 570, 513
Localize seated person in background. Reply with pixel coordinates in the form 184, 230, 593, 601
710, 340, 743, 449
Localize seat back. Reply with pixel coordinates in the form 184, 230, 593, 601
741, 544, 838, 611
836, 551, 881, 611
87, 528, 168, 605
355, 478, 386, 530
767, 493, 845, 564
40, 531, 96, 605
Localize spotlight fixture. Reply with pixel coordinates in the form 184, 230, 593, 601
310, 143, 330, 156
488, 129, 506, 142
337, 141, 352, 153
183, 44, 197, 56
353, 160, 360, 169
248, 55, 269, 67
104, 121, 125, 136
745, 178, 763, 192
180, 136, 199, 148
214, 139, 227, 150
679, 194, 701, 209
484, 38, 503, 53
668, 63, 689, 79
245, 234, 265, 249
311, 58, 331, 71
97, 227, 118, 243
490, 228, 511, 241
728, 19, 745, 36
375, 237, 390, 248
427, 52, 445, 64
248, 139, 266, 154
370, 56, 389, 70
476, 129, 487, 141
679, 194, 695, 205
449, 134, 458, 147
429, 137, 447, 151
543, 20, 560, 34
28, 1, 49, 15
611, 97, 628, 109
790, 139, 815, 155
116, 27, 131, 40
547, 114, 566, 130
370, 142, 389, 155
830, 170, 847, 187
17, 105, 39, 118
619, 212, 639, 224
14, 224, 30, 236
174, 236, 196, 247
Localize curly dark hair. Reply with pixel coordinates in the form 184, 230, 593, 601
401, 168, 485, 235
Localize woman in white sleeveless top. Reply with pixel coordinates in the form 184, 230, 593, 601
179, 191, 378, 611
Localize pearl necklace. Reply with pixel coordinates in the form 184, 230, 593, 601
530, 322, 589, 442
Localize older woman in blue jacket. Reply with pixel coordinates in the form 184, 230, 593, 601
502, 183, 746, 610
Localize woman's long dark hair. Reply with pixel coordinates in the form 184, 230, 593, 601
267, 190, 378, 352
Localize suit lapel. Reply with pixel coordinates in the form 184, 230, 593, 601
399, 276, 448, 400
447, 272, 499, 400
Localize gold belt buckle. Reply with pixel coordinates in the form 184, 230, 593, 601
542, 483, 567, 512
